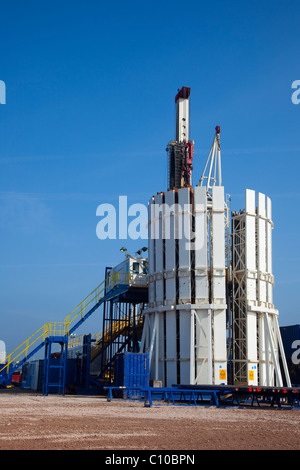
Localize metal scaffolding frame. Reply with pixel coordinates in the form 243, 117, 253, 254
231, 190, 291, 387
231, 211, 248, 384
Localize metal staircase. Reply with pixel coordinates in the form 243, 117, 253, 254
90, 306, 144, 361
90, 304, 145, 382
0, 271, 131, 391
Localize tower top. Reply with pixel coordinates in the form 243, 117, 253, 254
175, 86, 191, 103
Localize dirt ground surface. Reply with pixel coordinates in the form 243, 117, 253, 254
0, 388, 299, 451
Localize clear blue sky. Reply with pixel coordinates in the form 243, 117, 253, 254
1, 0, 300, 354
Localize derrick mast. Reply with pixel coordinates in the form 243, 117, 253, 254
167, 86, 194, 189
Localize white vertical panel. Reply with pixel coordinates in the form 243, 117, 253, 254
164, 190, 176, 306
245, 189, 256, 303
194, 186, 210, 385
178, 187, 191, 303
179, 311, 191, 384
177, 187, 192, 383
190, 311, 196, 384
194, 309, 212, 384
257, 192, 267, 304
257, 192, 275, 385
148, 313, 157, 380
245, 189, 258, 386
154, 193, 164, 307
257, 193, 267, 386
266, 196, 273, 306
147, 311, 165, 384
211, 186, 227, 384
158, 312, 165, 384
211, 186, 226, 303
148, 198, 156, 308
165, 311, 176, 386
265, 196, 275, 385
247, 312, 258, 385
194, 186, 209, 304
213, 310, 227, 384
164, 190, 177, 386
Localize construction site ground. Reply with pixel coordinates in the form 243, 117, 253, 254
0, 388, 299, 451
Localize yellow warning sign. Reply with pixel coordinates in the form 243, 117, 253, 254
249, 370, 255, 381
219, 369, 226, 380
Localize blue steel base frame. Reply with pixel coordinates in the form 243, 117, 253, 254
104, 386, 232, 407
43, 336, 68, 396
104, 385, 300, 409
142, 387, 230, 407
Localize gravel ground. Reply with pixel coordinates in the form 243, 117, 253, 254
0, 388, 299, 451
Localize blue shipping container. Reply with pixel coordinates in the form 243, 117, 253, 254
114, 352, 149, 390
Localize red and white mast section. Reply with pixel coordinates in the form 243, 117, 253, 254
167, 86, 194, 189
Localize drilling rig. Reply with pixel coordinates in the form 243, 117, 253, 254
141, 86, 291, 390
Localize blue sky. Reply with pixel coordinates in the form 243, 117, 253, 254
0, 0, 300, 354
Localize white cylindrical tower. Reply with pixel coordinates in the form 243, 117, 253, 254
231, 189, 291, 387
141, 185, 228, 386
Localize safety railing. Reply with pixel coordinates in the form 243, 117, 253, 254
64, 271, 123, 332
0, 271, 127, 376
0, 322, 67, 374
90, 319, 129, 361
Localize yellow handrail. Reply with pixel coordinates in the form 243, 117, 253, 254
68, 306, 144, 360
64, 271, 122, 330
0, 322, 67, 374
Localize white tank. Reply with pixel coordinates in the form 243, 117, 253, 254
0, 340, 6, 363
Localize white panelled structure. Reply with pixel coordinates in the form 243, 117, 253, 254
211, 186, 227, 384
232, 190, 291, 387
141, 184, 228, 387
